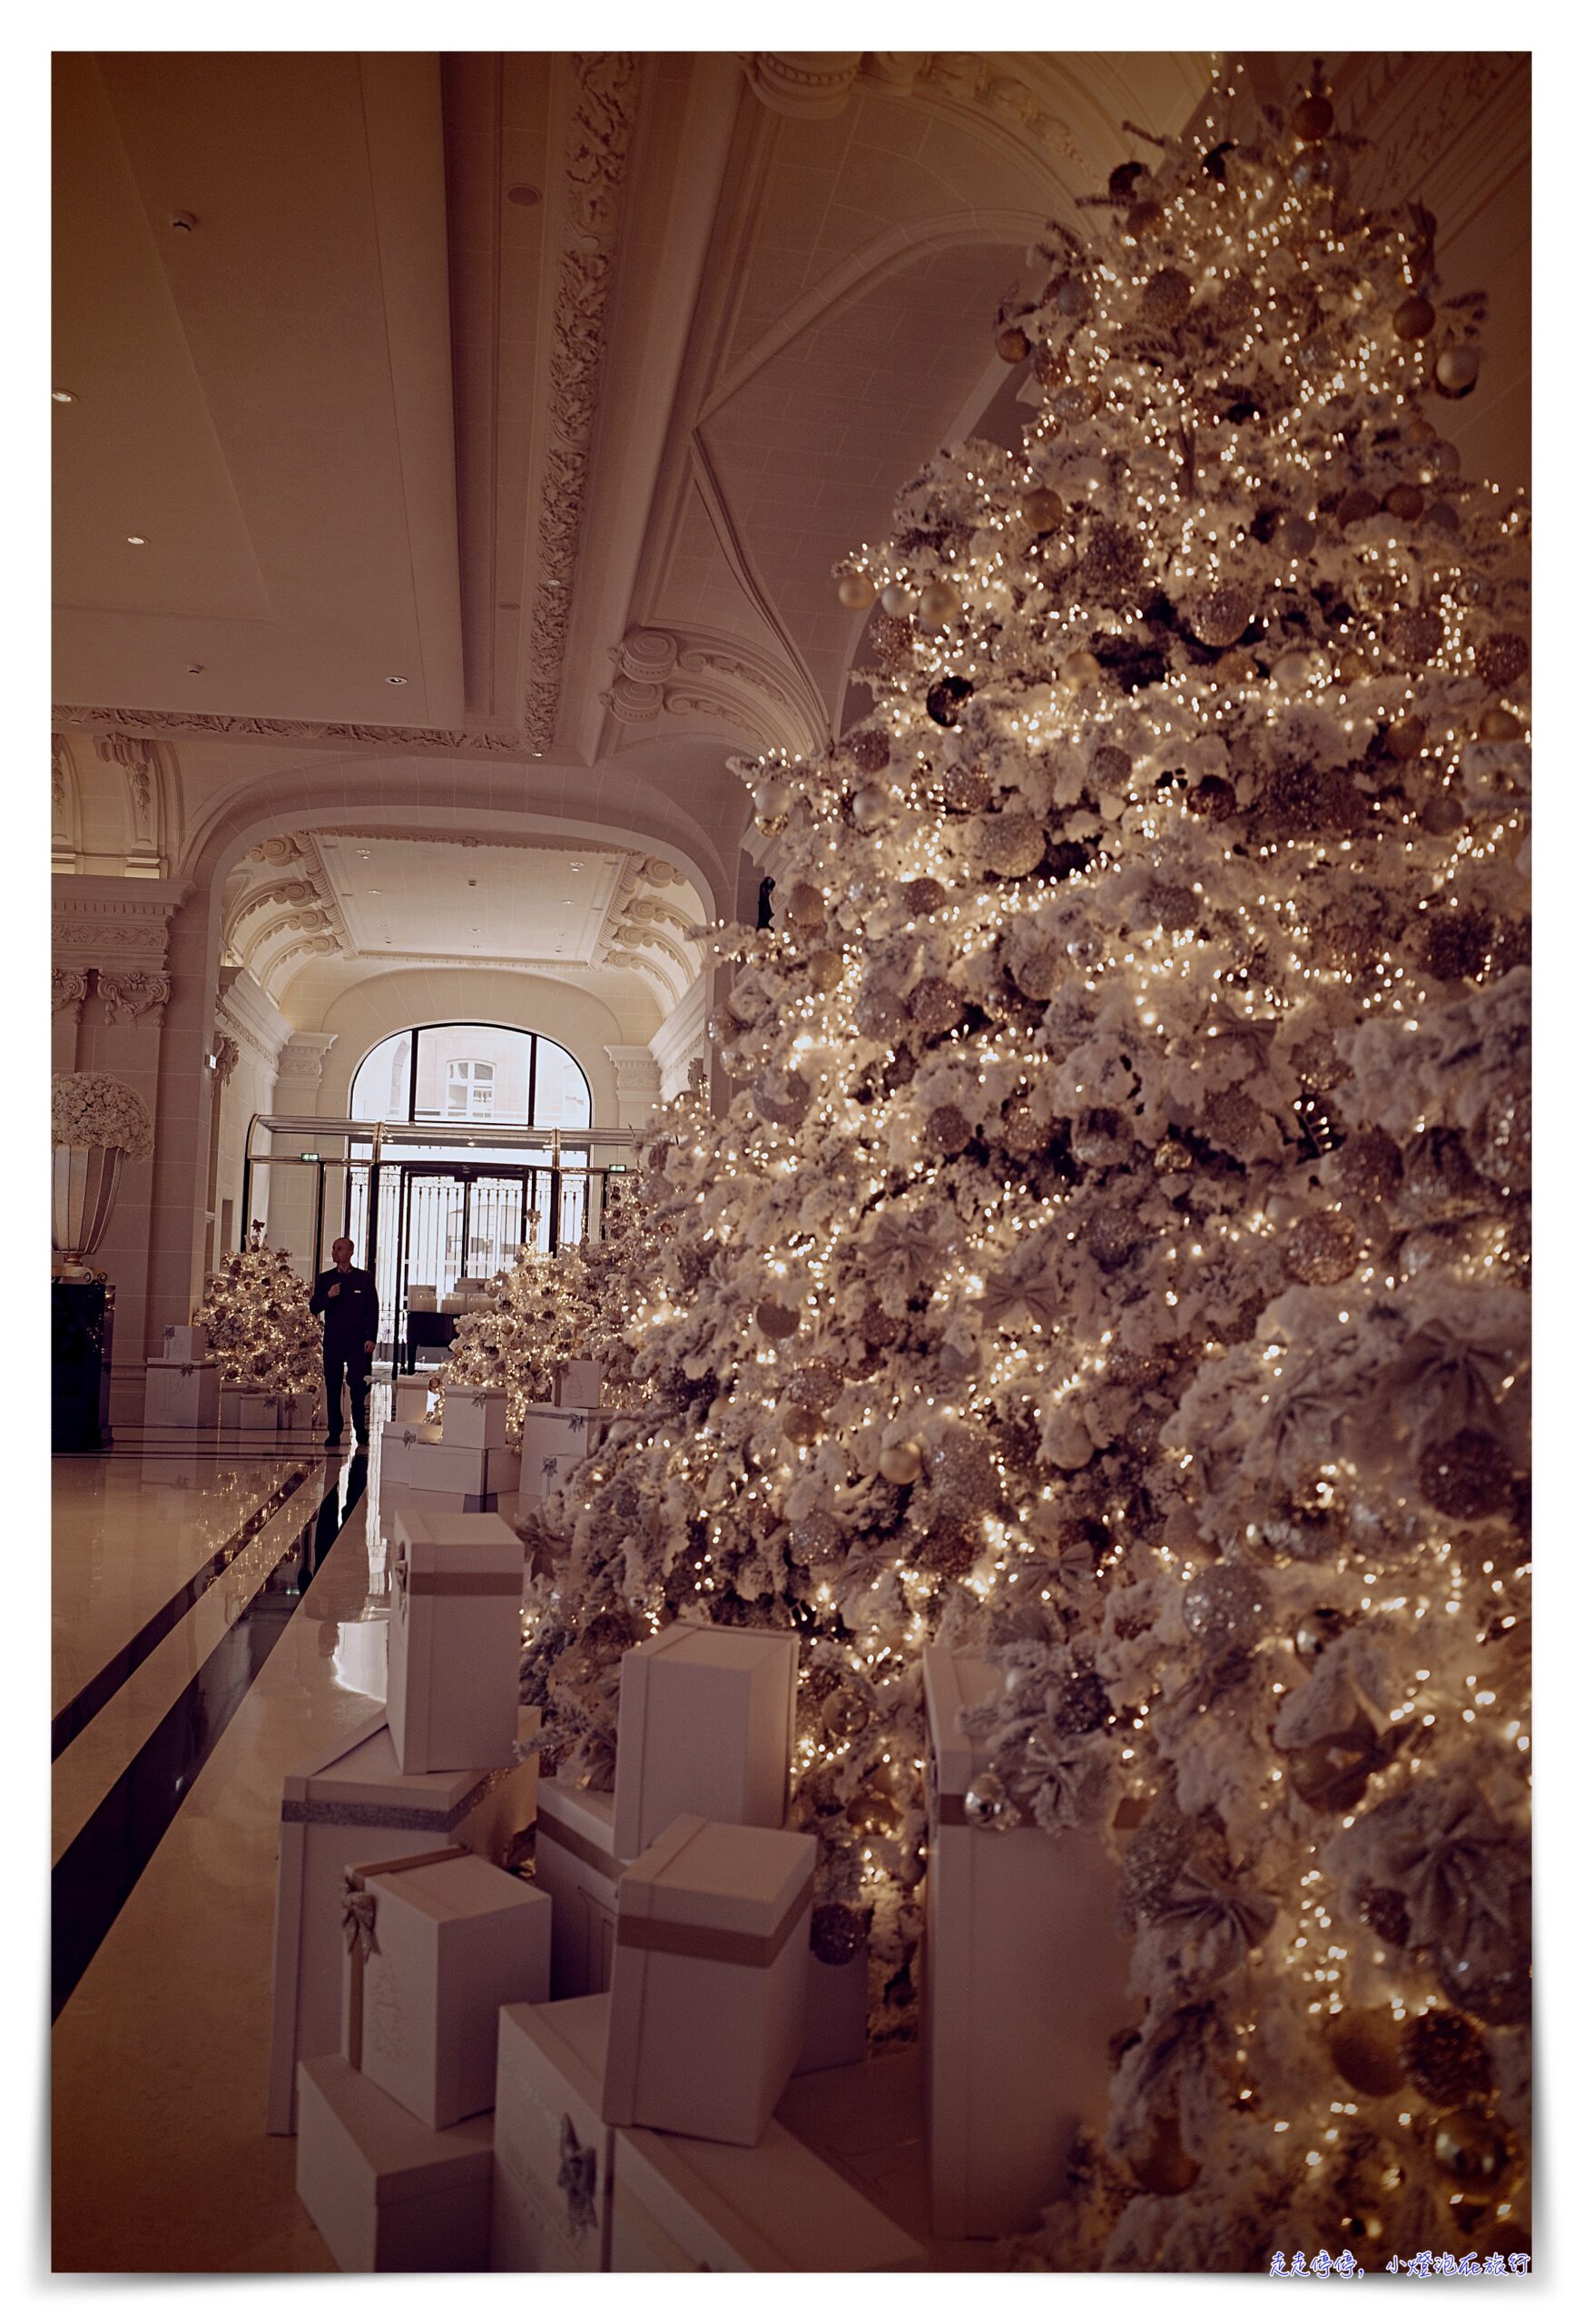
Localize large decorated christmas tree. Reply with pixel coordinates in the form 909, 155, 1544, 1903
524, 66, 1530, 2270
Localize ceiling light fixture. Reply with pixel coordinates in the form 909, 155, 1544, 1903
126, 535, 147, 547
385, 675, 408, 685
52, 389, 76, 404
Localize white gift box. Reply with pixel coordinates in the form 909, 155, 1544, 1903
613, 1622, 797, 1860
518, 1403, 593, 1504
555, 1360, 603, 1408
387, 1507, 524, 1776
220, 1384, 276, 1433
143, 1358, 220, 1429
533, 1776, 632, 1999
439, 1296, 467, 1315
272, 1388, 315, 1431
267, 1710, 538, 2134
295, 2053, 493, 2272
604, 1813, 814, 2146
611, 2114, 925, 2272
442, 1384, 511, 1452
921, 1647, 1134, 2239
492, 1995, 615, 2273
162, 1323, 209, 1361
341, 1847, 550, 2128
380, 1421, 521, 1507
391, 1377, 431, 1425
407, 1285, 438, 1313
798, 1922, 869, 2075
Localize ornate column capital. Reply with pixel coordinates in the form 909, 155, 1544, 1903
211, 1035, 241, 1088
52, 967, 89, 1020
98, 969, 172, 1027
273, 1032, 339, 1088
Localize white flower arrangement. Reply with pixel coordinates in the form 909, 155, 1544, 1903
51, 1072, 154, 1159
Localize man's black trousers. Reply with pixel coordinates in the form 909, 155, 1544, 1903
323, 1346, 370, 1442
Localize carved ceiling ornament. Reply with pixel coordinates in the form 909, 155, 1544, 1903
53, 893, 177, 973
98, 969, 172, 1026
52, 967, 90, 1017
601, 626, 818, 753
740, 51, 1085, 170
55, 706, 524, 755
522, 53, 641, 752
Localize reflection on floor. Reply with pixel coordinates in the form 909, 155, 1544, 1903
51, 1383, 428, 2270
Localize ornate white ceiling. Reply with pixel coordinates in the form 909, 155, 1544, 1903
53, 49, 1529, 961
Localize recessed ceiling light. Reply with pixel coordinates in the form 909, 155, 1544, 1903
385, 675, 408, 685
369, 888, 383, 896
569, 862, 583, 872
126, 535, 147, 547
53, 389, 76, 404
355, 850, 371, 860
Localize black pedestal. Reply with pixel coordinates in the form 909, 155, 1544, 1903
52, 1279, 114, 1452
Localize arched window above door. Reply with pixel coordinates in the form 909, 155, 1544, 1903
348, 1022, 592, 1131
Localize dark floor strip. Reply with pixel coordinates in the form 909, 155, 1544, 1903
51, 1453, 369, 2022
51, 1466, 314, 1762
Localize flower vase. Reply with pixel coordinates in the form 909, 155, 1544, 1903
52, 1144, 124, 1281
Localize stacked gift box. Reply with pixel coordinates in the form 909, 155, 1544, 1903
283, 1600, 1131, 2269
143, 1324, 220, 1427
379, 1386, 521, 1512
284, 1504, 546, 2266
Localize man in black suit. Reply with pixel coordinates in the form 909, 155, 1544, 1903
310, 1236, 379, 1448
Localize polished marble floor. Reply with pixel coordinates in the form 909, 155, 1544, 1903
50, 1383, 441, 2271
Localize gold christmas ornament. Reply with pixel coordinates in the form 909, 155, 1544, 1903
1401, 2010, 1494, 2108
1473, 632, 1529, 692
1154, 1136, 1194, 1175
1336, 487, 1381, 527
1293, 1605, 1350, 1664
1274, 512, 1318, 556
786, 881, 826, 930
806, 949, 844, 992
1384, 482, 1426, 521
844, 1783, 903, 1837
1291, 93, 1335, 142
837, 572, 876, 611
995, 323, 1031, 364
879, 582, 916, 618
1060, 649, 1102, 688
1188, 583, 1257, 649
1387, 714, 1427, 760
847, 726, 890, 773
784, 1359, 842, 1411
879, 1439, 924, 1486
918, 580, 962, 629
1336, 1125, 1403, 1203
754, 1299, 801, 1340
810, 1901, 867, 1966
909, 975, 967, 1036
902, 876, 949, 916
1431, 2110, 1512, 2191
1182, 1561, 1268, 1649
1392, 294, 1437, 341
850, 784, 892, 832
1287, 1727, 1380, 1814
943, 762, 992, 812
1417, 1428, 1514, 1521
782, 1403, 822, 1446
1283, 1212, 1360, 1285
1434, 345, 1481, 398
961, 1768, 1018, 1829
1325, 2007, 1404, 2098
1141, 268, 1194, 326
1477, 706, 1522, 742
821, 1686, 871, 1740
1385, 607, 1446, 665
925, 1103, 973, 1155
978, 811, 1046, 878
1023, 487, 1064, 533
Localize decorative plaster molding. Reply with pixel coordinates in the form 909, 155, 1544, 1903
521, 53, 641, 752
602, 625, 820, 753
52, 967, 89, 1018
741, 54, 863, 119
275, 1034, 339, 1086
55, 706, 524, 755
53, 885, 178, 974
212, 1036, 241, 1088
604, 1044, 663, 1096
247, 836, 306, 867
215, 966, 293, 1075
98, 969, 172, 1026
51, 735, 82, 872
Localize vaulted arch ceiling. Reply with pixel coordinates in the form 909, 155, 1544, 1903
53, 49, 1529, 946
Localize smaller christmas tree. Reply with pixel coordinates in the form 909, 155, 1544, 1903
435, 1237, 596, 1433
196, 1221, 321, 1396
